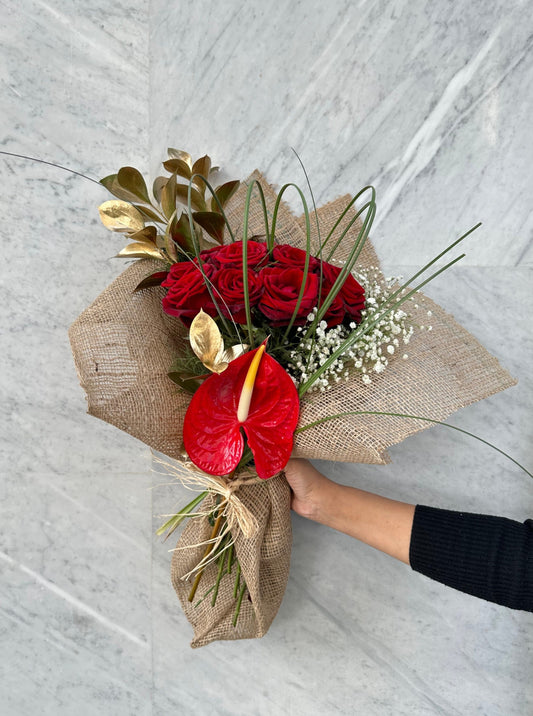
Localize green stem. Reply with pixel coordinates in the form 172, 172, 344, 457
0, 150, 102, 186
194, 584, 216, 608
211, 540, 228, 607
302, 200, 375, 340
241, 180, 271, 346
187, 509, 225, 602
236, 444, 254, 470
226, 543, 234, 574
233, 580, 247, 627
291, 147, 322, 255
321, 186, 376, 255
156, 491, 208, 539
324, 198, 373, 264
233, 561, 241, 598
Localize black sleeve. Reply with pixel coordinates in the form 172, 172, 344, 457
409, 505, 533, 612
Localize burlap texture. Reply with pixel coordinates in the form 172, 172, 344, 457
170, 474, 291, 648
69, 170, 516, 646
233, 173, 516, 464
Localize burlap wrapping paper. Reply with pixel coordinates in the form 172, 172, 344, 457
69, 170, 515, 646
170, 473, 291, 648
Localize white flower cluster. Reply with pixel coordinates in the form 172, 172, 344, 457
287, 267, 417, 391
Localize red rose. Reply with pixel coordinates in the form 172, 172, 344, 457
198, 245, 222, 266
320, 262, 365, 323
201, 240, 268, 269
213, 268, 263, 324
258, 267, 319, 326
161, 261, 217, 327
272, 244, 320, 271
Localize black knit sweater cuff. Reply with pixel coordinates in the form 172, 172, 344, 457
409, 505, 533, 612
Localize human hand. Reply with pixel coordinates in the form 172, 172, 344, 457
283, 458, 336, 522
284, 459, 415, 564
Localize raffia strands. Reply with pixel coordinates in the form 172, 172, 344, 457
171, 475, 291, 648
69, 170, 516, 647
153, 455, 261, 544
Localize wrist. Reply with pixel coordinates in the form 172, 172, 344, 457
305, 478, 345, 527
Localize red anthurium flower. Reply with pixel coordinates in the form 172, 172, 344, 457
182, 343, 299, 479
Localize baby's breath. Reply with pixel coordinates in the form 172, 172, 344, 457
286, 268, 416, 391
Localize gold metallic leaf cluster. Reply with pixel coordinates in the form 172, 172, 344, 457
190, 310, 247, 374
98, 149, 240, 265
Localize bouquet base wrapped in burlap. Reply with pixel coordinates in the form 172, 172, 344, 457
69, 172, 515, 646
171, 475, 291, 648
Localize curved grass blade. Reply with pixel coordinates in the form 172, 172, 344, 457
295, 411, 532, 479
268, 183, 312, 341
322, 186, 377, 259
291, 148, 322, 256
0, 150, 102, 186
303, 199, 376, 342
242, 179, 272, 346
290, 149, 326, 364
242, 178, 271, 249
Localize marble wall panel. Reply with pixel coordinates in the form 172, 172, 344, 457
150, 0, 533, 266
1, 1, 152, 714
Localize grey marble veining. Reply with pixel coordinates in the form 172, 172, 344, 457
1, 1, 152, 714
150, 0, 533, 267
1, 0, 533, 714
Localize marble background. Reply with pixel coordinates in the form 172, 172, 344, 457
1, 0, 532, 714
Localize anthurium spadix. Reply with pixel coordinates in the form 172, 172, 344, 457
182, 341, 299, 479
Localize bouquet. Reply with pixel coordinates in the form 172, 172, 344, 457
69, 149, 516, 647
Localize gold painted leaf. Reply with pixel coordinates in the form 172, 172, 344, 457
115, 242, 164, 260
117, 166, 151, 204
153, 176, 168, 204
98, 200, 145, 233
129, 226, 157, 244
189, 310, 226, 373
163, 223, 179, 262
189, 310, 249, 373
163, 158, 192, 179
167, 148, 193, 169
135, 204, 163, 223
100, 174, 141, 204
161, 173, 177, 220
222, 344, 248, 364
191, 155, 211, 196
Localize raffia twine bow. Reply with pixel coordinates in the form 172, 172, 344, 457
153, 454, 262, 579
